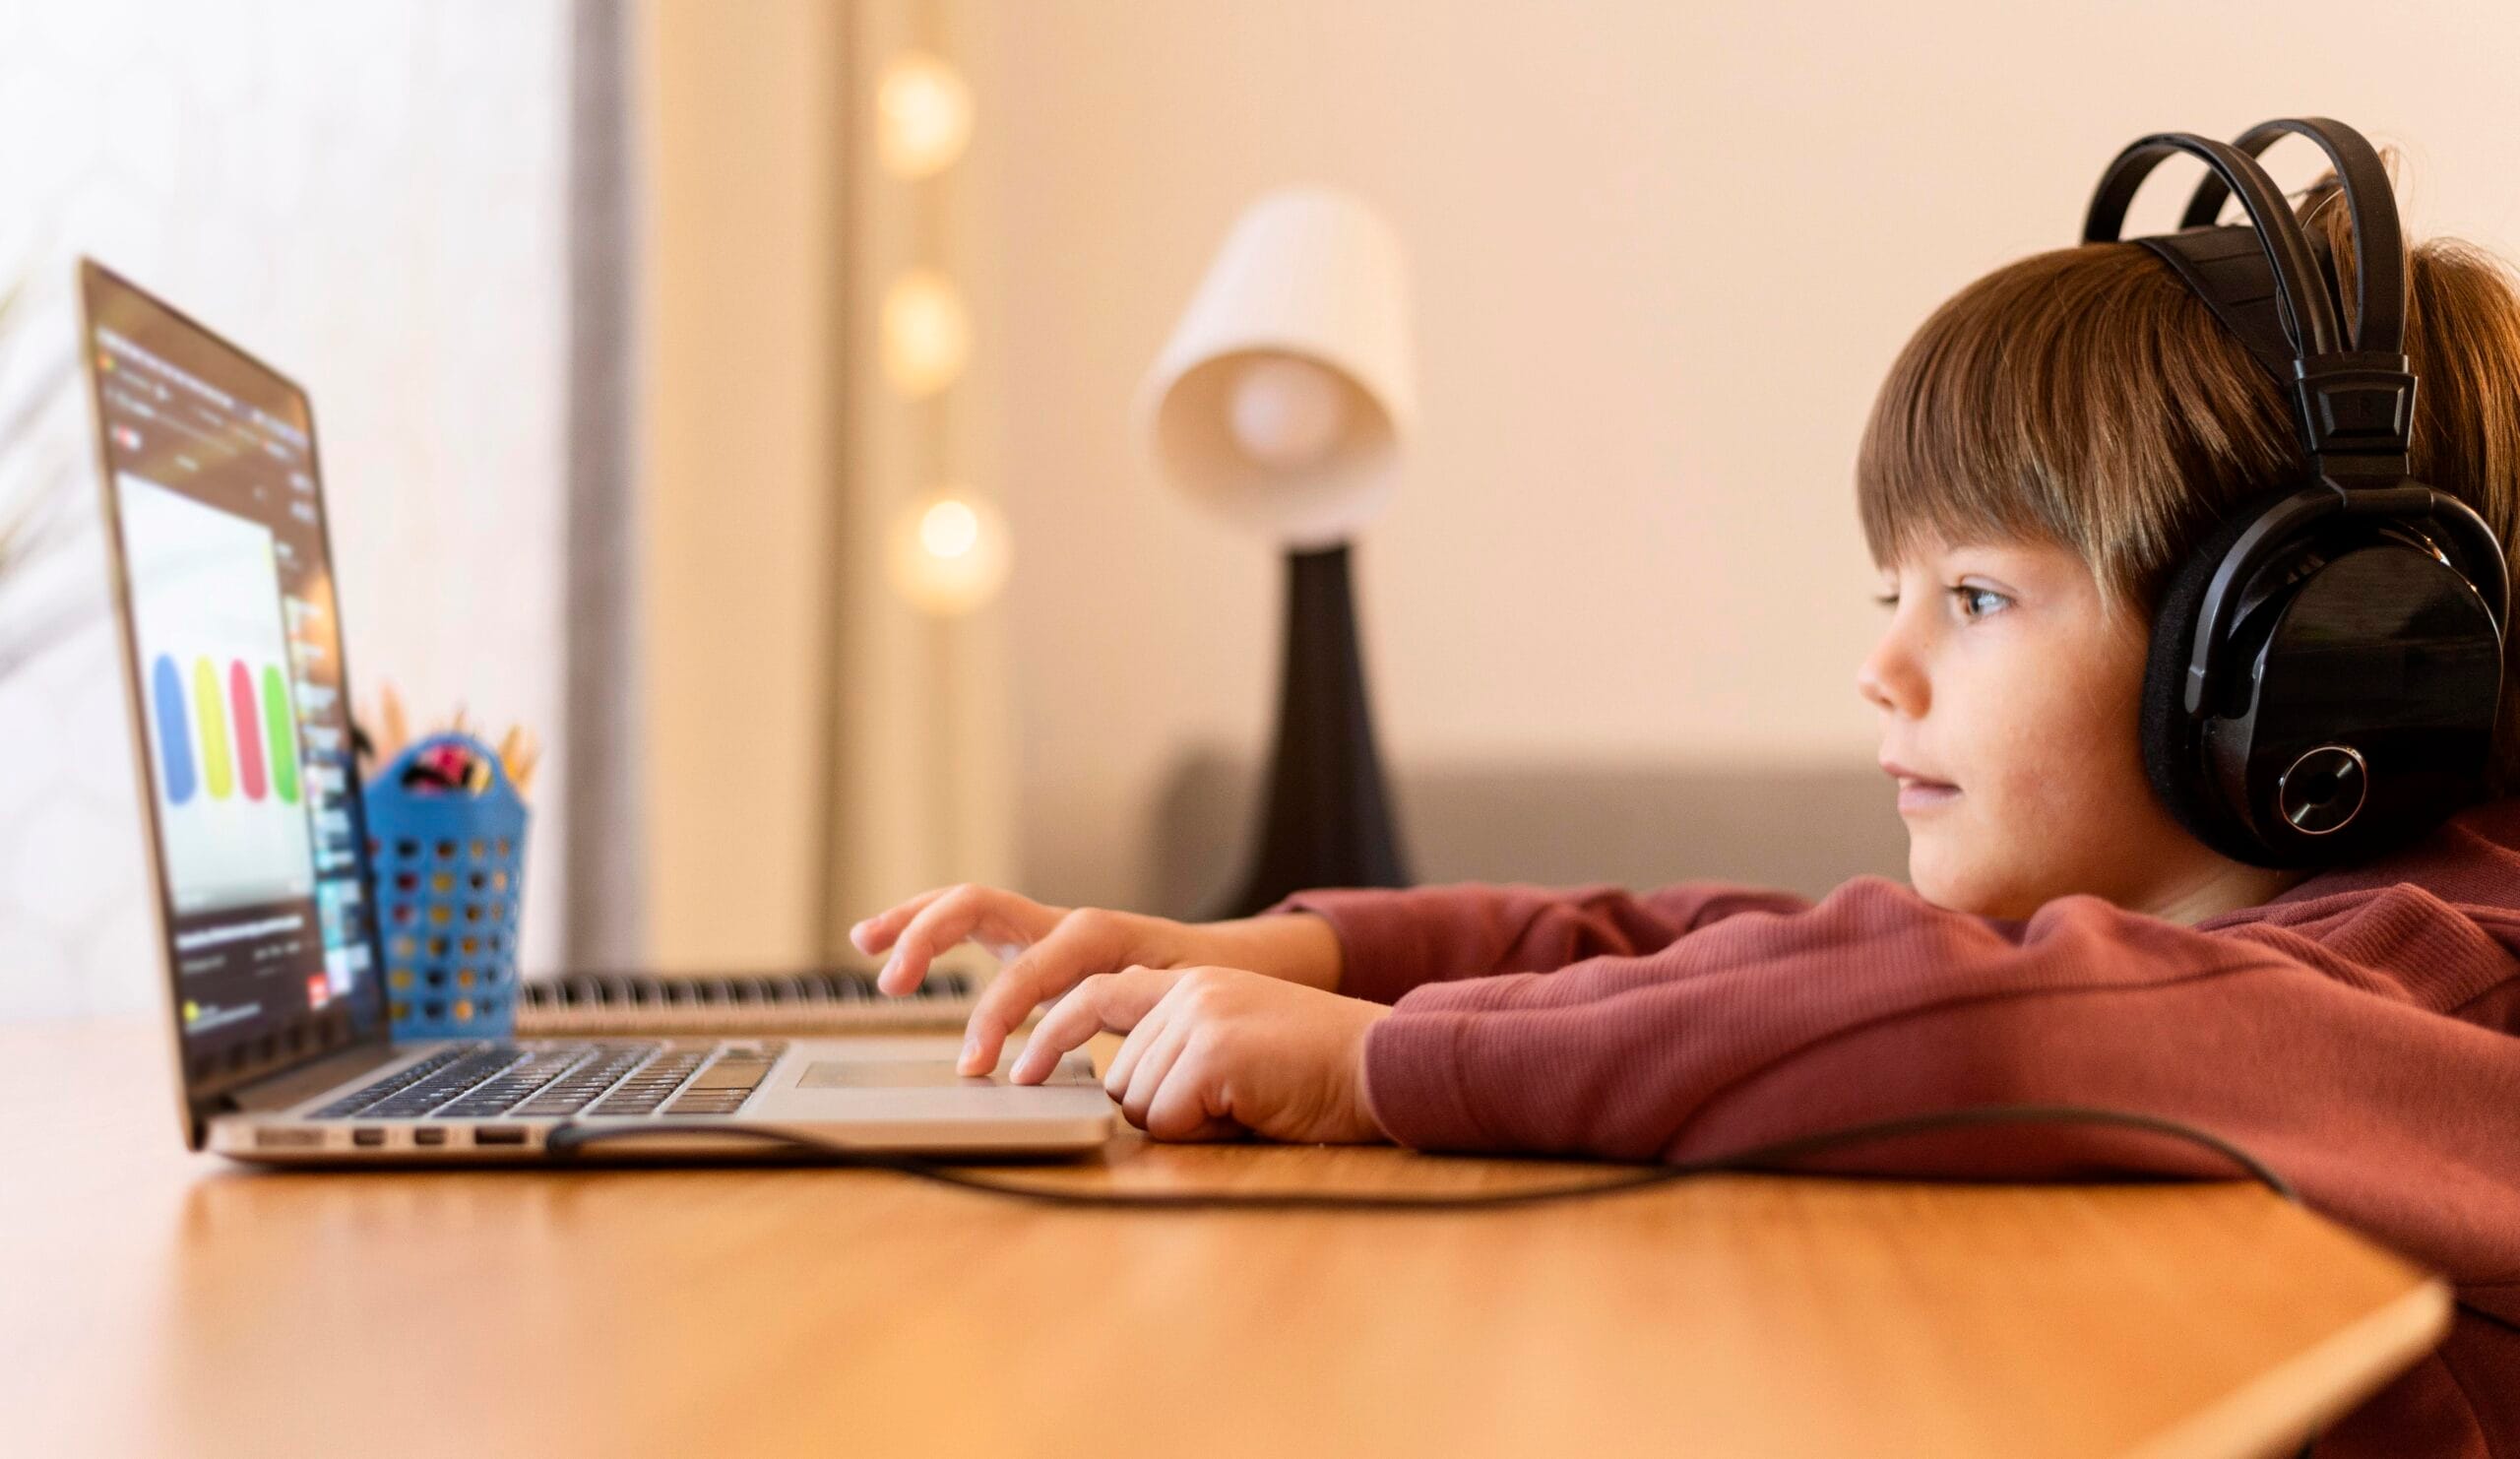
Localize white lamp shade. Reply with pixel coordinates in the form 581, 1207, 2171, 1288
1136, 187, 1416, 550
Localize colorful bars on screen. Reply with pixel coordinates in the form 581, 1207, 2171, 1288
153, 654, 299, 807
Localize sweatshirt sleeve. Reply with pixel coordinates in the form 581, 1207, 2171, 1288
1260, 880, 1817, 1004
1354, 872, 2520, 1299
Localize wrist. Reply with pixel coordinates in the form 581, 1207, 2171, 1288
1205, 911, 1345, 994
1348, 1003, 1395, 1143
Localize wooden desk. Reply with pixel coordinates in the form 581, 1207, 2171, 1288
3, 1018, 2446, 1458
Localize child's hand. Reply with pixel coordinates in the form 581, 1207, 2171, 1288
1006, 965, 1392, 1145
850, 884, 1346, 1077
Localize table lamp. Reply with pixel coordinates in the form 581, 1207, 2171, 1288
1136, 187, 1417, 917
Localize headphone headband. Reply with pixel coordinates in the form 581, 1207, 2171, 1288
2174, 116, 2405, 356
2084, 123, 2417, 490
2081, 131, 2340, 356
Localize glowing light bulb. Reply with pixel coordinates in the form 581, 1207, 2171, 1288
881, 268, 969, 397
1227, 354, 1350, 469
877, 54, 973, 179
887, 490, 1010, 614
918, 498, 980, 559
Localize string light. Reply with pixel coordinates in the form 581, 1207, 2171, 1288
917, 497, 981, 559
874, 43, 1000, 618
886, 489, 1010, 615
876, 53, 972, 179
881, 266, 969, 398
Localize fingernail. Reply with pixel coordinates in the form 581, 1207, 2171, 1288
960, 1035, 980, 1069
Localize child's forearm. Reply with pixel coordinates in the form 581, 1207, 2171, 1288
1202, 911, 1346, 994
1257, 881, 1818, 1005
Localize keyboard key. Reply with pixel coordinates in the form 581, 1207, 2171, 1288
509, 1047, 659, 1115
310, 1046, 474, 1117
322, 1047, 520, 1118
362, 1050, 535, 1116
429, 1049, 591, 1116
587, 1050, 710, 1115
323, 1040, 778, 1122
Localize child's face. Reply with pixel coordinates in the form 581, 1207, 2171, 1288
1857, 535, 2279, 921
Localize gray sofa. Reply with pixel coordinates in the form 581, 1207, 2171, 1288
1151, 747, 1913, 920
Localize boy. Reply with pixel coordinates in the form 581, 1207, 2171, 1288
851, 155, 2520, 1453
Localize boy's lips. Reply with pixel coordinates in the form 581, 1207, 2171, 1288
1880, 759, 1961, 812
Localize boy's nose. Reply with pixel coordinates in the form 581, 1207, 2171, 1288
1856, 638, 1926, 717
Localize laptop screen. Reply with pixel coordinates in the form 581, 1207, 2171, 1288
80, 263, 386, 1105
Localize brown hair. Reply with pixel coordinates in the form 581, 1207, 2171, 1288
1855, 155, 2520, 795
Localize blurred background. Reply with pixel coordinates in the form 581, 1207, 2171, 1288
3, 0, 2515, 1019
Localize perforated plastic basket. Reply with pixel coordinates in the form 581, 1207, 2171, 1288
361, 732, 528, 1040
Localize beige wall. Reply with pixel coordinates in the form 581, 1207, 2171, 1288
636, 0, 848, 966
953, 0, 2520, 913
825, 3, 1021, 946
638, 0, 1019, 964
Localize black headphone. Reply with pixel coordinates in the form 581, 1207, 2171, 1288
2080, 116, 2509, 868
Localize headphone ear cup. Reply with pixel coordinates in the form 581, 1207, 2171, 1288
2140, 491, 2294, 863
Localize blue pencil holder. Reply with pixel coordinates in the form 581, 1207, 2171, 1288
362, 732, 529, 1041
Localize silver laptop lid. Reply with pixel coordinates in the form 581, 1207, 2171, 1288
79, 261, 389, 1145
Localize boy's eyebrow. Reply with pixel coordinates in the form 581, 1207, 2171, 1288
1937, 538, 2052, 575
1877, 544, 2058, 599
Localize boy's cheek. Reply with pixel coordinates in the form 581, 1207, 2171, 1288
1906, 781, 2019, 885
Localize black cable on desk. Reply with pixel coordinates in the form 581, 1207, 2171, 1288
542, 1102, 2297, 1209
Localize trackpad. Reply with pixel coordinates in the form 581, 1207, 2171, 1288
801, 1059, 980, 1089
798, 1056, 1094, 1089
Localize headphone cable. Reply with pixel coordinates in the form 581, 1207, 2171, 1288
543, 1101, 2296, 1210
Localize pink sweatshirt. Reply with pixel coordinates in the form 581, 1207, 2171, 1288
1267, 796, 2520, 1456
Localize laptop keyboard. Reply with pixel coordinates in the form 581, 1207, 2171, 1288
309, 1042, 786, 1120
515, 1045, 669, 1117
586, 1047, 713, 1116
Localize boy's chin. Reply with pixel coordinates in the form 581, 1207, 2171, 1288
1907, 842, 2043, 919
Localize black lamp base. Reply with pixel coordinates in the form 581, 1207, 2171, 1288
1206, 542, 1412, 920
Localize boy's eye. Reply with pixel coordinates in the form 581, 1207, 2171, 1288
1870, 586, 2011, 618
1953, 585, 2010, 618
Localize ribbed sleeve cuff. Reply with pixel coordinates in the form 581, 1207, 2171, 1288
1357, 1009, 1492, 1152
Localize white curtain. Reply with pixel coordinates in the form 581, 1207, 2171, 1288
0, 0, 576, 1017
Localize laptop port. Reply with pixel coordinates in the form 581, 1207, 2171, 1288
472, 1126, 528, 1146
411, 1126, 448, 1147
351, 1128, 386, 1148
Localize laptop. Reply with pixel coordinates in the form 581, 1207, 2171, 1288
77, 259, 1115, 1164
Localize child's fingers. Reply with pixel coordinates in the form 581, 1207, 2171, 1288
1142, 1049, 1240, 1143
1113, 1014, 1193, 1129
880, 888, 994, 994
850, 887, 957, 956
855, 885, 1063, 978
958, 916, 1124, 1073
877, 884, 1054, 993
1096, 989, 1174, 1095
1005, 966, 1181, 1082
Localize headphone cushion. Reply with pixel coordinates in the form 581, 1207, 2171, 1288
2138, 489, 2297, 861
